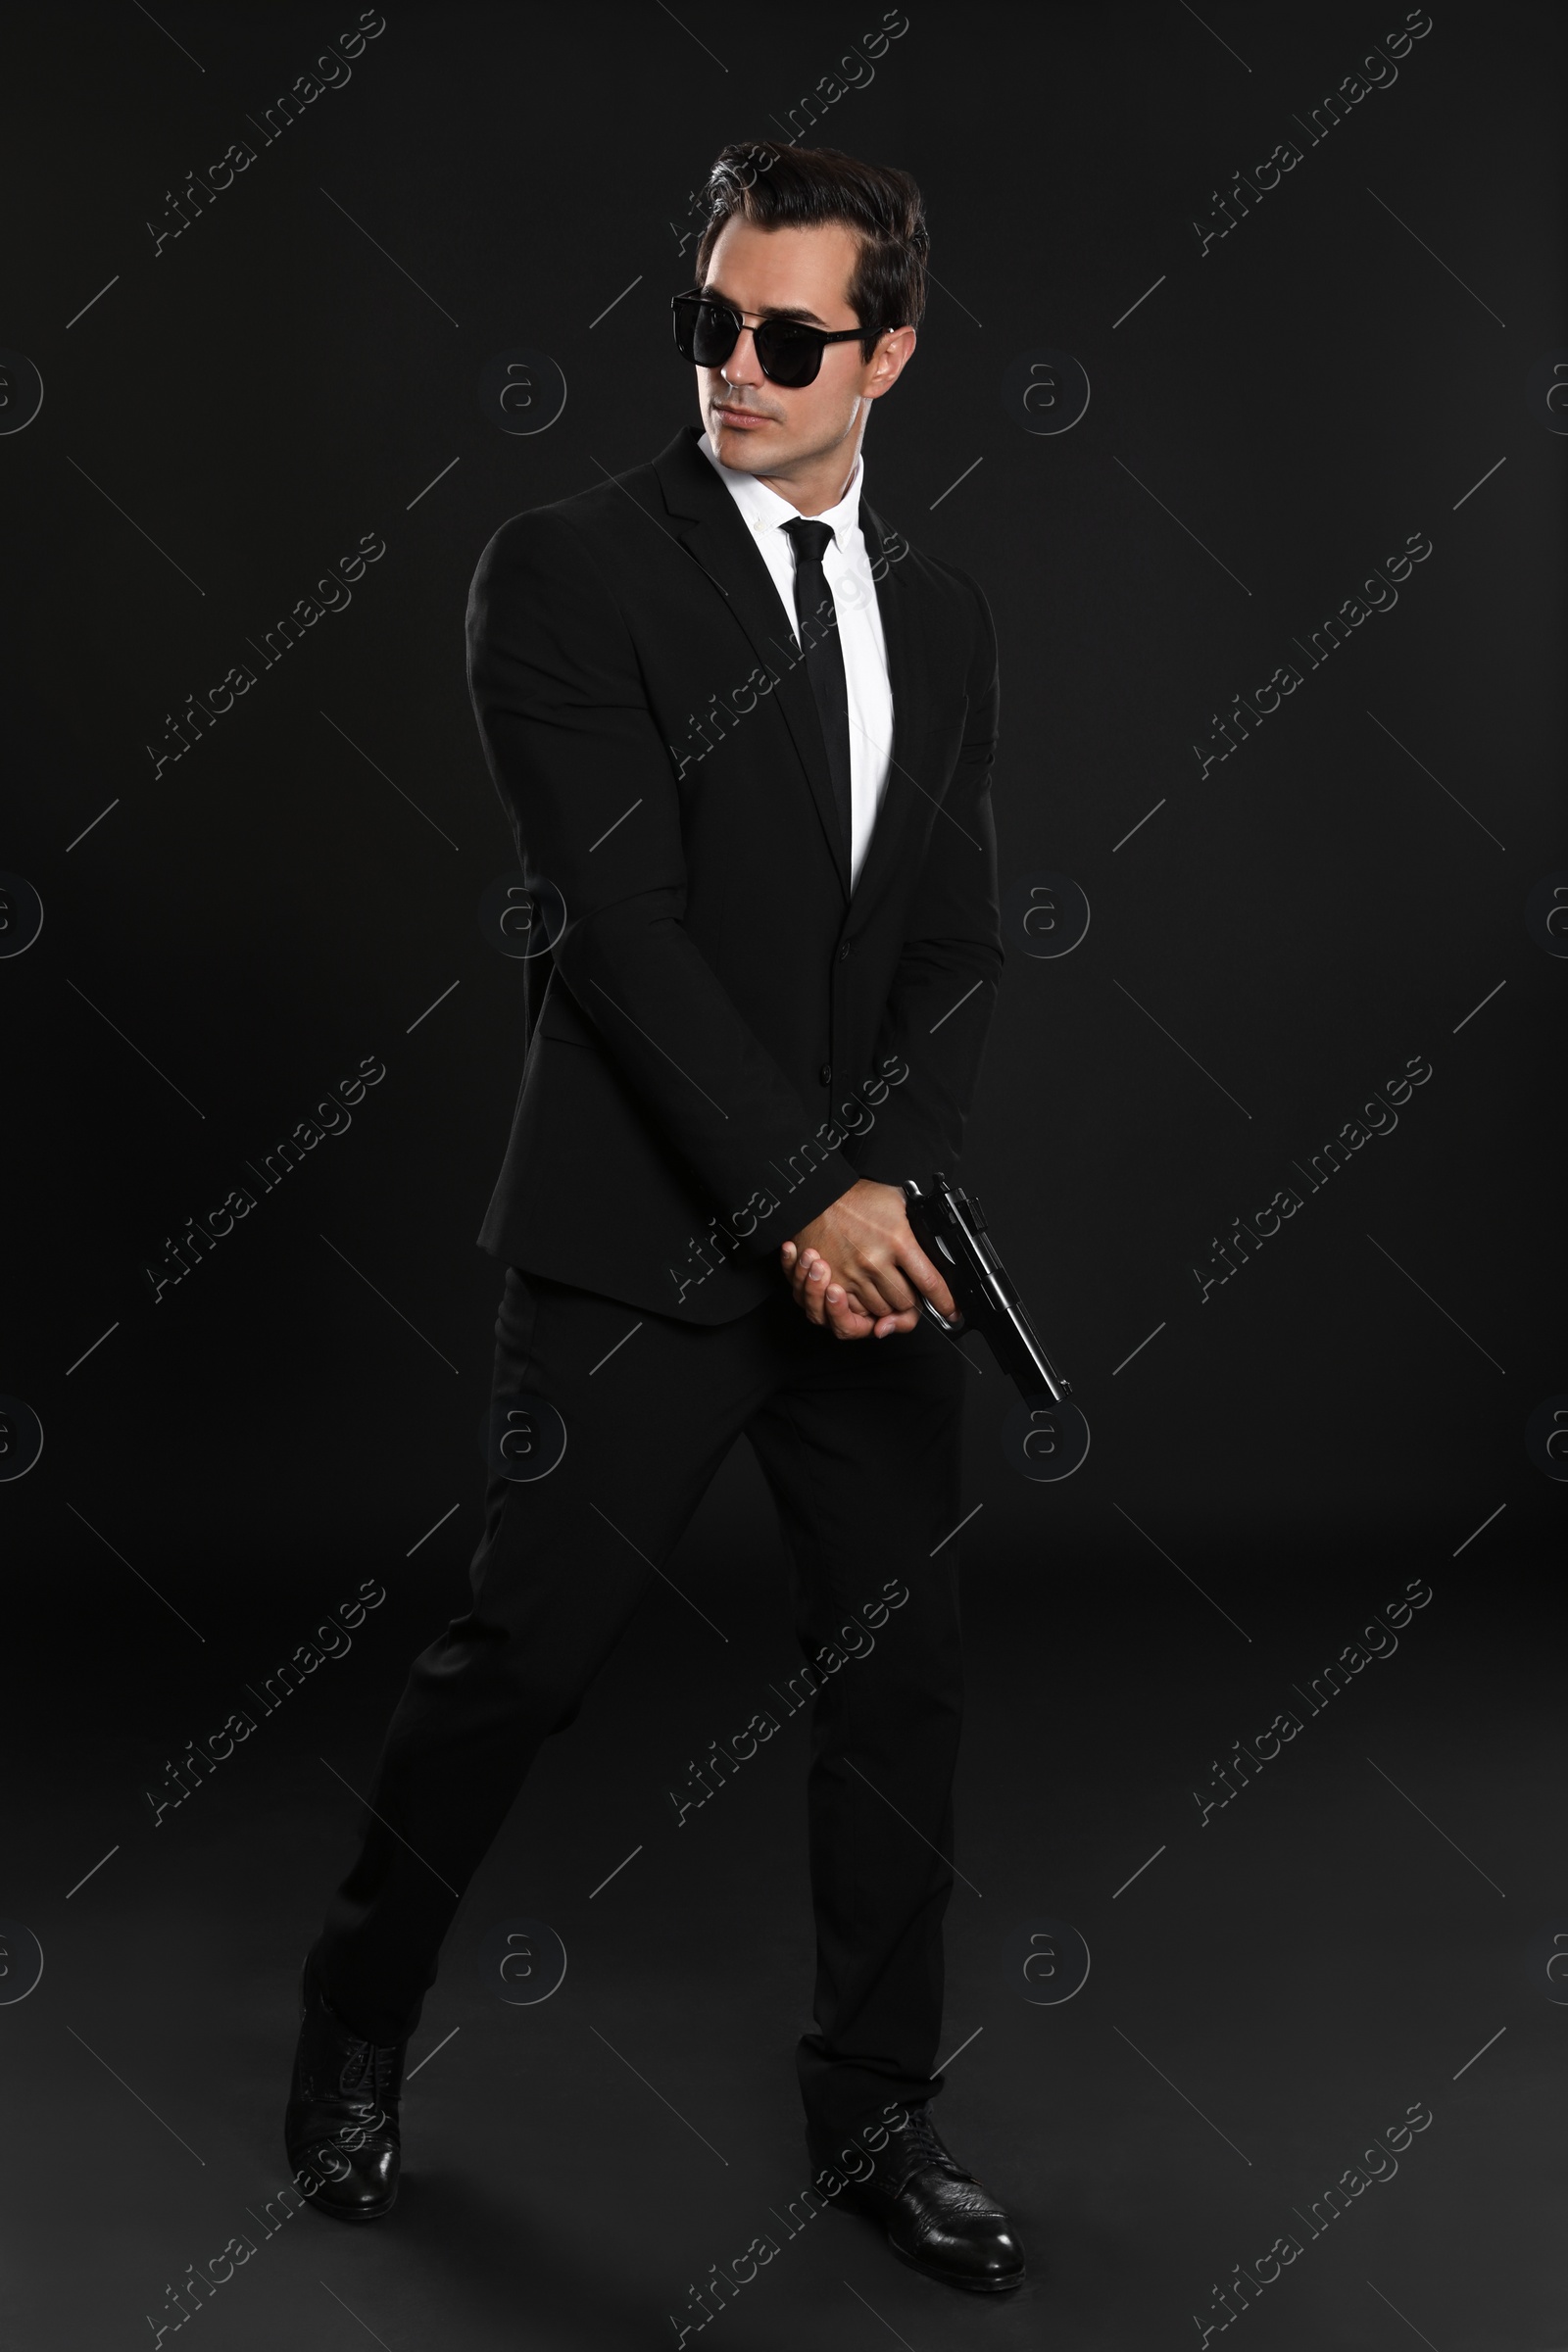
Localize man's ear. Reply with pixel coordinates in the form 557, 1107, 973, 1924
865, 325, 915, 399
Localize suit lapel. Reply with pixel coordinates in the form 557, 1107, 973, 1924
650, 427, 934, 916
653, 427, 861, 898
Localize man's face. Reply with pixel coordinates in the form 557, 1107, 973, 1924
695, 218, 914, 483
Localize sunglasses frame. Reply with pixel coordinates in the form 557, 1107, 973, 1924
670, 288, 872, 388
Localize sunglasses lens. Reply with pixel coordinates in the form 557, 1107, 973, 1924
756, 319, 822, 387
689, 301, 741, 368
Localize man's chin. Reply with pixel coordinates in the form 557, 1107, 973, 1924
709, 416, 783, 465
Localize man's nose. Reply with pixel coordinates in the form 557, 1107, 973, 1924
721, 325, 765, 386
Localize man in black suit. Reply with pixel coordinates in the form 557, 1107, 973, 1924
286, 138, 1023, 2294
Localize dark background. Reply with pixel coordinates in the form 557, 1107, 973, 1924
1, 5, 1563, 2347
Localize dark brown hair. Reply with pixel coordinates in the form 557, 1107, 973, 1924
692, 142, 929, 361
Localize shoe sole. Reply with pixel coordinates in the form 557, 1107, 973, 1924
888, 2234, 1026, 2293
305, 2184, 398, 2224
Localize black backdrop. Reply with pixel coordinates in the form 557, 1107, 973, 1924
2, 6, 1564, 2348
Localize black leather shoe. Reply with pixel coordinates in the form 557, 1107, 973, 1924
808, 2102, 1026, 2293
283, 1959, 406, 2221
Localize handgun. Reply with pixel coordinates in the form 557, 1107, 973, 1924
901, 1172, 1072, 1406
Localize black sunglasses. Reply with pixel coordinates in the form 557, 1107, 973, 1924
670, 289, 869, 388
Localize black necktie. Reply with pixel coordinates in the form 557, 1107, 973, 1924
782, 515, 853, 874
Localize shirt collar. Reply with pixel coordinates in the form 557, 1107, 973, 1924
697, 427, 864, 547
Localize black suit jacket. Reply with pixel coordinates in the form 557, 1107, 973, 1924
466, 421, 1003, 1325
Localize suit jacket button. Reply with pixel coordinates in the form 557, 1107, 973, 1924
818, 1064, 832, 1087
839, 942, 852, 959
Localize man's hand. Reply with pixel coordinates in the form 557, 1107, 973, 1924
779, 1178, 956, 1340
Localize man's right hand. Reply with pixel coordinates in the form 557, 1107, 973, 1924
779, 1178, 956, 1341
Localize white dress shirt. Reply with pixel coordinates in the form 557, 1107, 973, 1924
698, 428, 894, 890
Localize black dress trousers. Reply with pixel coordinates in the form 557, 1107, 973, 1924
313, 1263, 969, 2137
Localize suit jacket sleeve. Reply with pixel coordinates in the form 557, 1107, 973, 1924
852, 570, 1004, 1186
466, 506, 858, 1254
